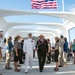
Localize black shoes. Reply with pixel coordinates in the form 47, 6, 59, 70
46, 61, 51, 64
42, 66, 44, 69
5, 67, 12, 70
54, 68, 59, 71
20, 62, 24, 64
40, 66, 44, 72
25, 72, 28, 74
17, 65, 21, 67
59, 65, 63, 67
40, 69, 43, 72
15, 69, 21, 72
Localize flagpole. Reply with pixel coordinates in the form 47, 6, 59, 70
62, 0, 65, 23
62, 0, 64, 12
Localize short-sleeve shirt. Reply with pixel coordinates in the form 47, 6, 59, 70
48, 42, 51, 48
8, 40, 13, 51
55, 42, 59, 50
14, 40, 21, 49
72, 43, 75, 50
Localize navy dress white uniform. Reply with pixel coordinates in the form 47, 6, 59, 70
23, 38, 35, 72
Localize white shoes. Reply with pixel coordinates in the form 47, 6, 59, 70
25, 68, 32, 73
25, 71, 28, 73
25, 70, 28, 73
25, 70, 32, 73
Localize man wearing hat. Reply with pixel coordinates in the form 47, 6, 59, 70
36, 34, 48, 72
23, 33, 35, 73
59, 35, 65, 67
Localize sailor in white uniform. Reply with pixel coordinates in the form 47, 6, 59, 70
23, 33, 35, 73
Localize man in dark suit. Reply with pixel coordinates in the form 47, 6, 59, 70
36, 35, 48, 72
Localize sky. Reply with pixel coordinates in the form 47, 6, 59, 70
0, 0, 75, 23
0, 0, 75, 42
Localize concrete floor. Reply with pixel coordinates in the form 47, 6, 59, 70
0, 58, 75, 75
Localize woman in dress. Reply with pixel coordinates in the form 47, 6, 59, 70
13, 35, 21, 72
53, 36, 59, 71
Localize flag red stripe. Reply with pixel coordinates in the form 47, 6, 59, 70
31, 0, 57, 9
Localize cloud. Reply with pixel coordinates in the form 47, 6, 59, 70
67, 4, 75, 12
70, 7, 75, 12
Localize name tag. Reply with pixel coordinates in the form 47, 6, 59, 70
31, 40, 33, 42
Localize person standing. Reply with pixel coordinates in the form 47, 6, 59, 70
4, 38, 11, 70
33, 38, 36, 58
36, 35, 48, 72
46, 39, 51, 64
53, 36, 59, 71
63, 37, 68, 66
20, 40, 24, 64
13, 35, 21, 72
72, 39, 75, 64
23, 33, 35, 73
0, 46, 2, 75
59, 35, 65, 67
7, 37, 13, 69
0, 31, 4, 75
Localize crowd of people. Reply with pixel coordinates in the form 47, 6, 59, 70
0, 31, 75, 75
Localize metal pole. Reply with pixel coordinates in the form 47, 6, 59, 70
68, 30, 71, 43
62, 0, 65, 23
62, 0, 64, 12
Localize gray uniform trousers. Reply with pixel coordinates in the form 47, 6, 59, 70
59, 47, 64, 66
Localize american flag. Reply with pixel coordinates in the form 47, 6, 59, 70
31, 0, 57, 9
